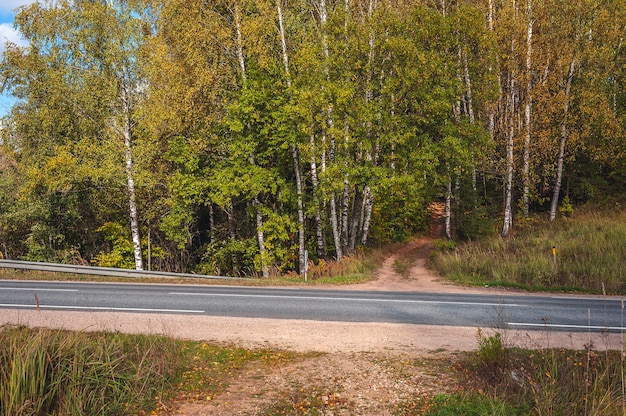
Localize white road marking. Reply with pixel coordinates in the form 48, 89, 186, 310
1, 287, 78, 292
550, 296, 626, 302
0, 304, 204, 313
508, 322, 626, 331
169, 292, 528, 307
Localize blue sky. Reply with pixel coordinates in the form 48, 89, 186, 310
0, 0, 32, 118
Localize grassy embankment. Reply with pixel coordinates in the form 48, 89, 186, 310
431, 206, 626, 294
0, 325, 297, 415
398, 329, 626, 415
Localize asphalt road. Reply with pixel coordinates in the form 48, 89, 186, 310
1, 280, 624, 333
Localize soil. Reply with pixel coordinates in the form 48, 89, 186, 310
2, 234, 623, 415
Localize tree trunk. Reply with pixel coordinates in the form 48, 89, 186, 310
276, 0, 291, 87
522, 1, 533, 217
317, 0, 342, 261
502, 11, 517, 238
228, 201, 239, 275
549, 57, 576, 221
445, 176, 452, 240
293, 144, 306, 274
330, 195, 343, 261
309, 134, 326, 258
121, 83, 143, 270
254, 197, 269, 278
276, 0, 306, 271
234, 1, 247, 83
341, 178, 350, 252
502, 72, 516, 238
360, 186, 373, 245
349, 187, 363, 251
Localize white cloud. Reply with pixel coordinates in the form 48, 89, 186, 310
0, 1, 36, 15
0, 22, 27, 55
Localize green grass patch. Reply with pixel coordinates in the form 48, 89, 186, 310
431, 208, 626, 294
393, 258, 413, 277
0, 325, 296, 415
421, 393, 526, 415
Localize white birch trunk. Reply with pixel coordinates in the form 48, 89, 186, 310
330, 196, 343, 261
293, 144, 306, 273
276, 0, 306, 271
234, 1, 247, 83
502, 6, 517, 238
341, 178, 350, 252
549, 57, 576, 221
522, 2, 533, 217
317, 0, 342, 261
348, 187, 361, 251
360, 186, 373, 245
502, 73, 516, 238
309, 134, 325, 257
276, 0, 290, 87
120, 83, 143, 270
445, 177, 453, 240
254, 197, 269, 278
357, 0, 378, 248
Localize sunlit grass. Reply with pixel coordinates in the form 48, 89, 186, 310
0, 325, 298, 416
431, 208, 626, 294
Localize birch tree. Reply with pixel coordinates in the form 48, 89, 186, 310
2, 0, 151, 268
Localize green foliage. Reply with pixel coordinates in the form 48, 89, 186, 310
456, 206, 496, 241
558, 195, 574, 217
93, 222, 136, 269
369, 176, 430, 244
256, 208, 298, 275
475, 330, 506, 378
433, 239, 457, 252
199, 238, 259, 277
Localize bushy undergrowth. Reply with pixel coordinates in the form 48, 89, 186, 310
458, 332, 626, 416
431, 208, 626, 294
408, 331, 625, 416
0, 326, 291, 416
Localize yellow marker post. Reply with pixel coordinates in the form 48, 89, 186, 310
551, 246, 557, 269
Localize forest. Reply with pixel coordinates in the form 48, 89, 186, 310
0, 0, 624, 276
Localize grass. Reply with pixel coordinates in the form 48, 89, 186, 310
430, 207, 626, 294
396, 329, 625, 416
455, 331, 626, 416
0, 325, 297, 415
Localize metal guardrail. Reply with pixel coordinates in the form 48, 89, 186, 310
0, 259, 238, 280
